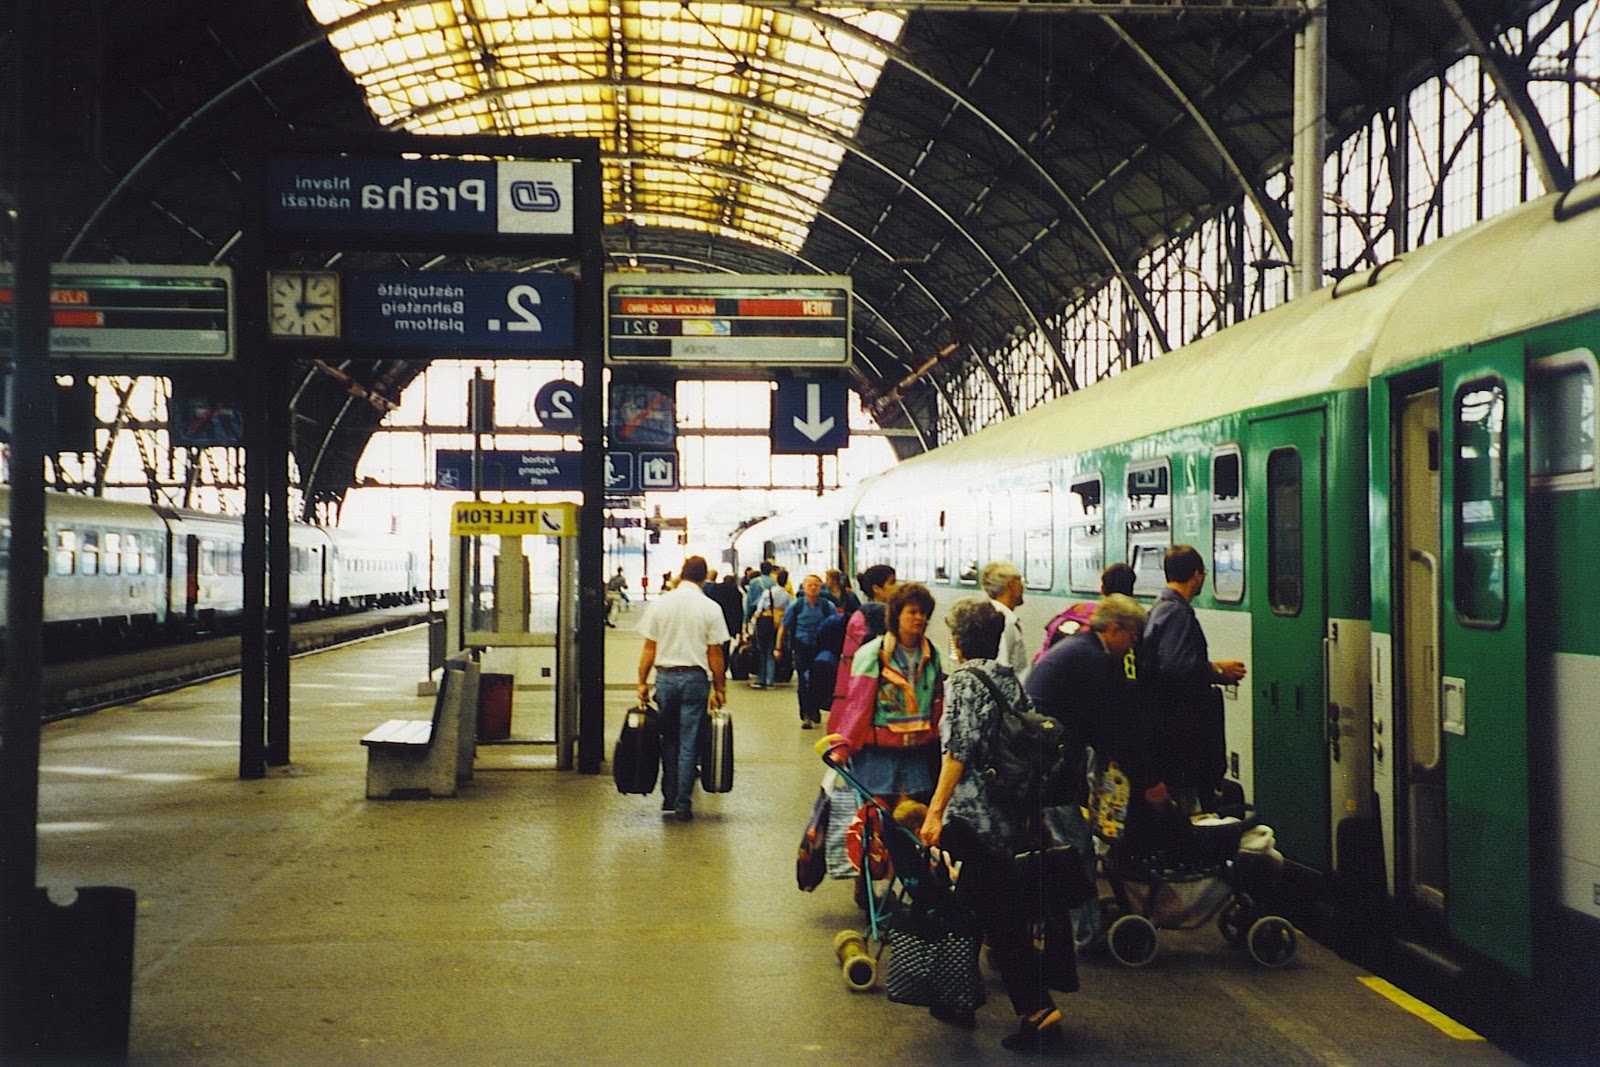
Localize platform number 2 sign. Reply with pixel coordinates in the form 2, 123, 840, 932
535, 379, 582, 433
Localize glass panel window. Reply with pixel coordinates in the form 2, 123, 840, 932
123, 533, 142, 576
1019, 488, 1052, 590
1126, 462, 1171, 597
1066, 475, 1103, 593
103, 532, 122, 576
55, 529, 77, 576
1211, 448, 1244, 602
0, 518, 10, 572
1455, 378, 1507, 625
986, 492, 1010, 565
1267, 447, 1303, 614
934, 510, 951, 583
200, 539, 216, 577
81, 530, 100, 577
1529, 349, 1597, 489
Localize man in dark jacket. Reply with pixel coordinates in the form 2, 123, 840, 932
1141, 545, 1246, 807
1025, 594, 1149, 789
705, 572, 744, 668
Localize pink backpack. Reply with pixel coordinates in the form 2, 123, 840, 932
1033, 601, 1096, 665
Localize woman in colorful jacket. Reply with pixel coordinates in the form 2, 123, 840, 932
828, 582, 943, 801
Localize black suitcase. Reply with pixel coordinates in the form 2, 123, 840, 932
729, 637, 752, 681
699, 707, 734, 793
612, 703, 661, 795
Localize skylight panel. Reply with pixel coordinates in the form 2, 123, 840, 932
307, 1, 903, 254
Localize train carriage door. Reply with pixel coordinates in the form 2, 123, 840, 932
1440, 346, 1531, 973
1396, 385, 1447, 917
1246, 410, 1328, 869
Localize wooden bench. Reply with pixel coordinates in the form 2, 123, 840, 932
362, 653, 479, 799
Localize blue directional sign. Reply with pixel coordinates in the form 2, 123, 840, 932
435, 449, 581, 492
267, 153, 574, 236
535, 379, 582, 432
771, 379, 850, 454
345, 272, 575, 353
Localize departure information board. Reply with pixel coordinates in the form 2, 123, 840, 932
604, 274, 850, 369
0, 265, 233, 361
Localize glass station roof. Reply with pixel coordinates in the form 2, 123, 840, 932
306, 1, 905, 253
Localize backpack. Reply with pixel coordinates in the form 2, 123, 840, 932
966, 666, 1073, 814
1033, 601, 1096, 666
815, 611, 848, 657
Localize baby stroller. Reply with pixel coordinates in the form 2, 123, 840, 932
816, 736, 981, 1013
1096, 797, 1297, 969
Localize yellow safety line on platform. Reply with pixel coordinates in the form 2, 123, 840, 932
1358, 976, 1485, 1040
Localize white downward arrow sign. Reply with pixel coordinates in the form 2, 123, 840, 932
792, 383, 835, 441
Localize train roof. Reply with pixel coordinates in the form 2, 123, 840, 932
858, 186, 1600, 503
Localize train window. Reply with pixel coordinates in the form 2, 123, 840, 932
1020, 488, 1052, 590
55, 529, 76, 576
80, 530, 100, 577
0, 519, 9, 571
200, 539, 215, 576
1529, 348, 1598, 490
103, 532, 121, 576
122, 533, 141, 576
145, 534, 163, 576
986, 492, 1010, 566
1126, 461, 1171, 597
1266, 448, 1303, 614
1066, 474, 1103, 594
1454, 378, 1507, 626
1211, 448, 1244, 602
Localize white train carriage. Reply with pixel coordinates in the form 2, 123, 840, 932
157, 506, 247, 629
324, 526, 420, 610
0, 488, 172, 642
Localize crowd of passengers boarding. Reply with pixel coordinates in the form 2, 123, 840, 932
793, 545, 1289, 1055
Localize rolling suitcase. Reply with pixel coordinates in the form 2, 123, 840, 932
729, 637, 753, 681
612, 703, 661, 795
699, 707, 735, 793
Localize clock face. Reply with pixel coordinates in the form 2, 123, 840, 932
269, 271, 340, 338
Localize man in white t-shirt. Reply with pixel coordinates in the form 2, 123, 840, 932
980, 559, 1030, 684
637, 555, 731, 821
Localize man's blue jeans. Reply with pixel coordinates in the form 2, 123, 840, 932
654, 668, 709, 813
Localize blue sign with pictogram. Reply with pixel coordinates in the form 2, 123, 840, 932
771, 379, 849, 454
604, 451, 635, 492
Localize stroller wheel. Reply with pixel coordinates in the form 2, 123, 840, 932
1246, 915, 1298, 968
1218, 899, 1252, 945
1107, 914, 1160, 968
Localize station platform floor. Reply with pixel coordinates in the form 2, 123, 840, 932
33, 613, 1531, 1066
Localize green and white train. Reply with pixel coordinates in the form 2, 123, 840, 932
734, 181, 1600, 1012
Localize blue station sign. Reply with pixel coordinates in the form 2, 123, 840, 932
435, 449, 581, 492
267, 153, 575, 236
345, 272, 575, 353
771, 379, 850, 454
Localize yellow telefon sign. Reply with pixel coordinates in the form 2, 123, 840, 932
450, 501, 577, 537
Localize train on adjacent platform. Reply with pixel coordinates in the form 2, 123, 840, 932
0, 488, 425, 652
734, 182, 1600, 1023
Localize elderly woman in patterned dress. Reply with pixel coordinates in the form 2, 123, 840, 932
919, 596, 1071, 1053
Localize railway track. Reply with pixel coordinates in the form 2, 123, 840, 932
39, 607, 433, 720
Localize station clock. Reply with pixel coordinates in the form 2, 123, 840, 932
268, 270, 340, 338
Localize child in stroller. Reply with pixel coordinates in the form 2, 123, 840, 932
1095, 787, 1297, 968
